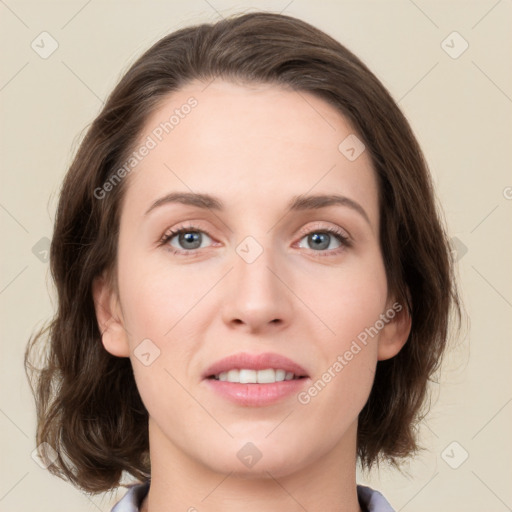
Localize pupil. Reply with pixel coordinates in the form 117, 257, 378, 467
310, 233, 329, 250
180, 232, 201, 249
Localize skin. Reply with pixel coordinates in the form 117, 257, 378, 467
93, 79, 411, 512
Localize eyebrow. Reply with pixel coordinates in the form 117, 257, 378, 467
144, 191, 371, 225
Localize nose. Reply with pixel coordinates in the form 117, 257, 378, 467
221, 241, 293, 334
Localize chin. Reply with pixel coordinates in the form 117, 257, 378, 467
198, 440, 312, 480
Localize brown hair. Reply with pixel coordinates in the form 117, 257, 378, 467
25, 11, 462, 493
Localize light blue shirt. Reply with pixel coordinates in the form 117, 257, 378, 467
111, 481, 396, 511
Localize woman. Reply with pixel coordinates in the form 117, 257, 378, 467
25, 12, 461, 512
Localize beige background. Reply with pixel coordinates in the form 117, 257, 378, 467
1, 1, 511, 511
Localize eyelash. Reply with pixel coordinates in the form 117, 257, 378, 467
158, 223, 352, 257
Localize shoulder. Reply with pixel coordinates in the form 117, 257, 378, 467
110, 481, 394, 512
357, 484, 396, 512
111, 481, 150, 512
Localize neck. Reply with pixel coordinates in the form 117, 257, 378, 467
142, 419, 364, 512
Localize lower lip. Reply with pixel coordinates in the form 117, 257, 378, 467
204, 378, 310, 407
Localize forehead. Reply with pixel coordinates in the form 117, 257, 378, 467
122, 79, 379, 228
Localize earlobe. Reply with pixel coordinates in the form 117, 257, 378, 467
92, 272, 130, 358
377, 297, 412, 361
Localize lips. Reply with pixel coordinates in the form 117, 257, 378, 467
202, 352, 309, 380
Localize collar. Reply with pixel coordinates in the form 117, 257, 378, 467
111, 481, 396, 512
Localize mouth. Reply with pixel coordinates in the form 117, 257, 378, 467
202, 351, 309, 381
208, 368, 307, 383
202, 352, 310, 406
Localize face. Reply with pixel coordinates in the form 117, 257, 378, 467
94, 79, 410, 479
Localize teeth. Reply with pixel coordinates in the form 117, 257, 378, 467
275, 369, 286, 381
214, 368, 299, 383
239, 369, 257, 383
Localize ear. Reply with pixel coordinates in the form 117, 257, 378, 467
377, 292, 412, 361
92, 271, 130, 358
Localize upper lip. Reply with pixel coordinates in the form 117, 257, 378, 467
203, 352, 309, 379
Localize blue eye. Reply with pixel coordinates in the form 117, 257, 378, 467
160, 227, 212, 253
159, 224, 351, 256
298, 230, 347, 251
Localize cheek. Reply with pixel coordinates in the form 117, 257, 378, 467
115, 245, 210, 401
297, 350, 376, 445
295, 252, 388, 342
294, 251, 386, 406
295, 267, 385, 425
116, 243, 195, 336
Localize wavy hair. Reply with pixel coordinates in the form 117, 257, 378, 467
25, 11, 462, 493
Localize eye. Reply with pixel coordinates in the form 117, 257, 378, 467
159, 222, 352, 257
159, 224, 214, 255
296, 225, 351, 255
